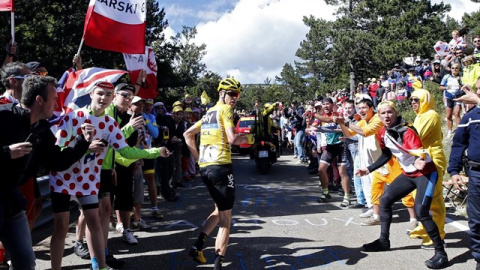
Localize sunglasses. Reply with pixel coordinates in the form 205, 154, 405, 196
410, 98, 420, 103
37, 71, 48, 76
119, 92, 133, 100
11, 74, 31, 79
225, 91, 240, 98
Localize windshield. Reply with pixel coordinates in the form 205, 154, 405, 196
238, 119, 255, 128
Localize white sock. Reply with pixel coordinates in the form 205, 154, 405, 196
373, 214, 379, 220
410, 218, 417, 222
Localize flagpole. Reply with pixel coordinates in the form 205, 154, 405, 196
73, 38, 84, 69
10, 12, 14, 44
76, 38, 84, 56
143, 46, 147, 83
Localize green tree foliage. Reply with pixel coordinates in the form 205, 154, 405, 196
0, 0, 169, 77
278, 0, 452, 98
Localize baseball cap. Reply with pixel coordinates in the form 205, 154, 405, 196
131, 96, 145, 104
172, 106, 183, 113
153, 102, 164, 107
172, 101, 183, 108
314, 101, 322, 107
26, 61, 41, 71
184, 107, 193, 113
145, 98, 153, 105
92, 81, 115, 91
114, 83, 135, 93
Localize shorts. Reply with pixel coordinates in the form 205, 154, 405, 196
200, 164, 235, 211
320, 143, 347, 166
143, 159, 155, 175
99, 170, 114, 199
51, 192, 98, 213
445, 98, 461, 109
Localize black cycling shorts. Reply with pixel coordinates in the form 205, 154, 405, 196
99, 170, 114, 199
320, 143, 348, 166
142, 159, 155, 174
51, 192, 98, 213
200, 164, 235, 211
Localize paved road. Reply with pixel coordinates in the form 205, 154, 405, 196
33, 153, 474, 270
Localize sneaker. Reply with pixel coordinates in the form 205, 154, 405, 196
421, 240, 447, 250
122, 230, 138, 245
152, 209, 164, 220
340, 198, 350, 208
406, 220, 419, 235
361, 217, 381, 226
90, 266, 118, 270
363, 239, 390, 252
106, 254, 126, 269
359, 208, 374, 218
189, 246, 207, 264
116, 223, 124, 234
131, 219, 150, 231
350, 203, 365, 209
317, 193, 331, 203
425, 252, 448, 269
74, 241, 90, 259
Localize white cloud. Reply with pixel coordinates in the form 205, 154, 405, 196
193, 0, 337, 83
166, 0, 479, 84
431, 0, 480, 21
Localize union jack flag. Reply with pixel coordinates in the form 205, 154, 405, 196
54, 67, 127, 118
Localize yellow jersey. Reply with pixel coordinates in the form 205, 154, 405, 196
194, 101, 235, 167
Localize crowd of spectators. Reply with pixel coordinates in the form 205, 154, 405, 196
2, 27, 480, 269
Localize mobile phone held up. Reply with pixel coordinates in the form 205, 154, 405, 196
454, 91, 466, 99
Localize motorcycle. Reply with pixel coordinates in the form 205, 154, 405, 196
251, 139, 277, 174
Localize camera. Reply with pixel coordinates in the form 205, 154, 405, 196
454, 91, 466, 99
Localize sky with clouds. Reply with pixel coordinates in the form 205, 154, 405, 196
159, 0, 480, 84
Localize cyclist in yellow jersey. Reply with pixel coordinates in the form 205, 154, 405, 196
184, 78, 248, 270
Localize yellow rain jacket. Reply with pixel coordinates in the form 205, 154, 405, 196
409, 89, 447, 244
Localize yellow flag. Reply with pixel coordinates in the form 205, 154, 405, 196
201, 91, 211, 105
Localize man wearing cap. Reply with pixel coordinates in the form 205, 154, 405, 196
0, 75, 91, 270
153, 101, 179, 201
431, 60, 446, 85
184, 78, 248, 270
26, 61, 48, 76
170, 106, 190, 187
49, 82, 169, 270
140, 98, 163, 220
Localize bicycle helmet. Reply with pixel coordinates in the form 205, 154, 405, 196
217, 78, 242, 92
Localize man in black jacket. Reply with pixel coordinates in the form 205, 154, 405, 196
0, 75, 91, 269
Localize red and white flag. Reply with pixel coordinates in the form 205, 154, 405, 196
83, 0, 146, 54
123, 46, 158, 99
55, 67, 127, 117
0, 0, 13, 11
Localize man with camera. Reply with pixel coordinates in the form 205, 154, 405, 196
0, 75, 92, 269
